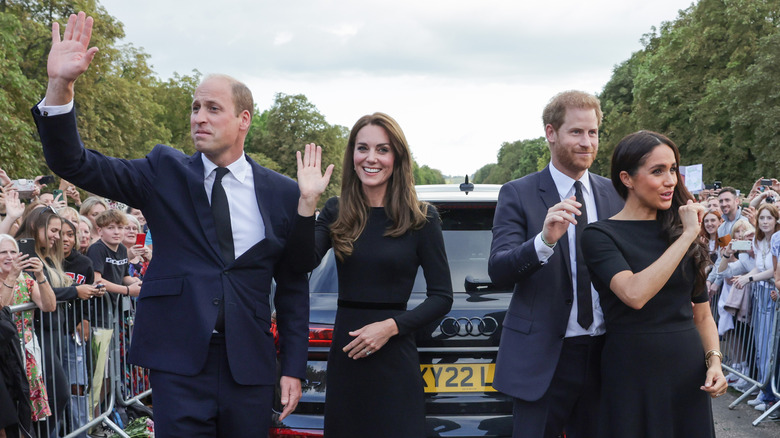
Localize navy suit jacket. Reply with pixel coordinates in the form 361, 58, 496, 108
32, 105, 312, 386
488, 166, 623, 401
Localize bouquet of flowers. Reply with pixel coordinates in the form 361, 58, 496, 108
108, 417, 154, 438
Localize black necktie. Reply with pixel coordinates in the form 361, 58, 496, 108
211, 167, 235, 263
574, 181, 593, 329
211, 167, 233, 332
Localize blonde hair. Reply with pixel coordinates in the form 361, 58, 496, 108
79, 196, 108, 217
731, 219, 754, 239
58, 206, 79, 224
0, 234, 24, 283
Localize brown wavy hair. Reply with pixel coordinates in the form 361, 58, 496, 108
755, 203, 780, 242
699, 209, 722, 241
611, 130, 709, 296
330, 113, 428, 261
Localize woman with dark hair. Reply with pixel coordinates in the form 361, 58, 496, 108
297, 113, 453, 437
60, 218, 97, 438
581, 131, 726, 437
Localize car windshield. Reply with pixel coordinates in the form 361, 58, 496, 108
310, 201, 506, 293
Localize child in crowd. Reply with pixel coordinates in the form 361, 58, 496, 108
86, 210, 141, 328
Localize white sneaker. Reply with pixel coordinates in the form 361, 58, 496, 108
734, 379, 759, 394
725, 372, 740, 384
755, 403, 767, 412
748, 396, 763, 406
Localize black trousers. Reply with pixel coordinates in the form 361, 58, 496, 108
149, 334, 274, 438
511, 335, 604, 438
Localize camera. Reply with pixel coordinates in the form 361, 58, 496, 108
11, 179, 35, 199
767, 196, 775, 204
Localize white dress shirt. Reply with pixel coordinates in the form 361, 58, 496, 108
533, 163, 605, 337
37, 98, 266, 260
202, 154, 265, 259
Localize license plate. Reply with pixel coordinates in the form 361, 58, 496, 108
420, 363, 496, 393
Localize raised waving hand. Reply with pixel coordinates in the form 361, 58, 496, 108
46, 11, 99, 105
296, 143, 334, 216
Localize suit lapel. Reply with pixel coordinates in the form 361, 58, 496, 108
186, 153, 225, 263
590, 174, 617, 220
538, 167, 572, 278
247, 155, 273, 242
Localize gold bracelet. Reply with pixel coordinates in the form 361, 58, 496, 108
705, 349, 722, 368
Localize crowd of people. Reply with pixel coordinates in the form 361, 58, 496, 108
0, 170, 152, 438
2, 9, 779, 438
698, 180, 780, 416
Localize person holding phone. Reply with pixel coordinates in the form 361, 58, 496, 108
0, 233, 57, 425
707, 187, 748, 298
732, 204, 780, 409
123, 214, 151, 280
714, 219, 755, 384
581, 131, 725, 436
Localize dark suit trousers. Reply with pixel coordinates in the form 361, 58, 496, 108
149, 335, 274, 438
511, 335, 603, 438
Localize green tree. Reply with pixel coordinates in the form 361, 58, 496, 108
253, 93, 347, 202
413, 163, 445, 185
598, 0, 780, 190
472, 163, 497, 184
0, 11, 45, 178
151, 71, 201, 154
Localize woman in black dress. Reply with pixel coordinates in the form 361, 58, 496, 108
581, 131, 727, 437
297, 113, 453, 437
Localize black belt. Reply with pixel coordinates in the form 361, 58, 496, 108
337, 299, 406, 311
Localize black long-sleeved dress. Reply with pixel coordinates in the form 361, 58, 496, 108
315, 197, 453, 438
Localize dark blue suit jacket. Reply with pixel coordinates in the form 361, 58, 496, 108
32, 106, 311, 385
488, 166, 623, 401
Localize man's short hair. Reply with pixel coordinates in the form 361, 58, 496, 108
542, 90, 603, 131
95, 209, 128, 228
202, 74, 253, 118
719, 187, 737, 198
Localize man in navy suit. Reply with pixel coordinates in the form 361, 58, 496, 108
488, 91, 623, 438
32, 12, 323, 437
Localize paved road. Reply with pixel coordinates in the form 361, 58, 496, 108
713, 388, 779, 437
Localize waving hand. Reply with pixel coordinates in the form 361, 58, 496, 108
46, 12, 99, 105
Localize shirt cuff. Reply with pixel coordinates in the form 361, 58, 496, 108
38, 98, 74, 116
534, 233, 554, 263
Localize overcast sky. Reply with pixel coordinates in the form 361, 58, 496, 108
98, 0, 696, 176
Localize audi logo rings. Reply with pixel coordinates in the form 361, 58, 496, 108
439, 316, 498, 337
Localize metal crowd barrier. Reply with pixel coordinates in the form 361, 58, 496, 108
710, 280, 780, 426
7, 290, 153, 438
